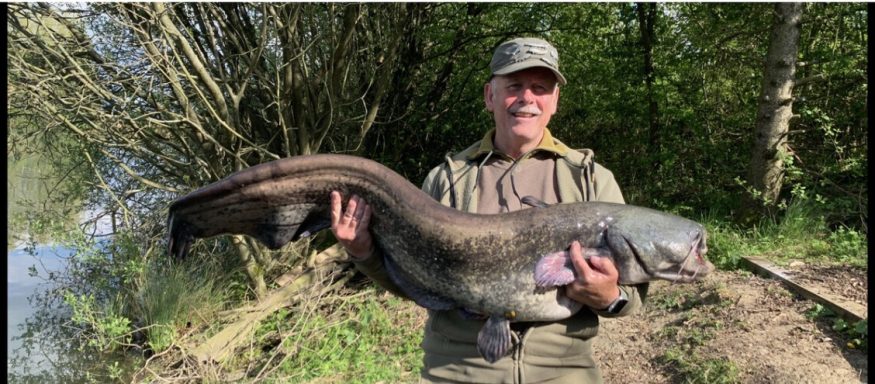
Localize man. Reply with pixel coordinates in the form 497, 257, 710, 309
330, 37, 647, 383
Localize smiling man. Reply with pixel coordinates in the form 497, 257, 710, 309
331, 37, 648, 383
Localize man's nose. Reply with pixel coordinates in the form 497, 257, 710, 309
519, 87, 536, 103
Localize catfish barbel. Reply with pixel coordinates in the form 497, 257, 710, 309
167, 154, 713, 363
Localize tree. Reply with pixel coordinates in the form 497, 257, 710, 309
8, 3, 419, 296
741, 3, 804, 222
636, 2, 660, 150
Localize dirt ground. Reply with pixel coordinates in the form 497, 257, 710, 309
594, 268, 868, 384
161, 261, 868, 383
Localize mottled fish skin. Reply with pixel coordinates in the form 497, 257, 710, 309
167, 154, 714, 362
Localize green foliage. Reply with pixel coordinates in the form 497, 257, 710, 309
652, 285, 740, 384
805, 305, 868, 351
282, 296, 423, 382
64, 292, 132, 352
700, 197, 867, 271
826, 227, 867, 264
804, 303, 834, 320
651, 290, 701, 312
661, 348, 741, 384
244, 289, 424, 382
30, 225, 233, 365
131, 258, 229, 353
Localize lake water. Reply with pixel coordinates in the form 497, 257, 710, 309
7, 244, 77, 381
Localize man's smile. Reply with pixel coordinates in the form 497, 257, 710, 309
509, 106, 542, 119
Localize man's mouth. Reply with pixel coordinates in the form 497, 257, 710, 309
510, 111, 540, 118
512, 112, 538, 118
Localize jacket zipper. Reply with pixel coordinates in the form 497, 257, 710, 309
513, 328, 529, 384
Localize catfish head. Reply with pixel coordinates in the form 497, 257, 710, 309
602, 209, 714, 285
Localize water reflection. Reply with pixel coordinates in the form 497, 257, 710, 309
7, 246, 140, 383
8, 245, 80, 382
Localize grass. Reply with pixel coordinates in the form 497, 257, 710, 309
56, 233, 236, 383
701, 200, 868, 270
131, 258, 230, 353
649, 281, 741, 384
238, 285, 425, 383
660, 348, 740, 384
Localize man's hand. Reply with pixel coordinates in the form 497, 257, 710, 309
565, 241, 621, 310
330, 191, 374, 260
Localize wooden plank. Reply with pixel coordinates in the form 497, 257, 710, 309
742, 256, 867, 323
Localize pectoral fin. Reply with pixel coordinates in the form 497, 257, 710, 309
534, 250, 576, 288
477, 315, 513, 363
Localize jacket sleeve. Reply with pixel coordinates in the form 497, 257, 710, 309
592, 283, 649, 318
592, 163, 625, 204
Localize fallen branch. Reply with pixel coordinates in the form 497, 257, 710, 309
186, 244, 350, 366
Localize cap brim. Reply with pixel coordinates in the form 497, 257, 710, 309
492, 61, 567, 86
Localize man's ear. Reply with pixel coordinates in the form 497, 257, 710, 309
484, 81, 494, 112
547, 85, 560, 116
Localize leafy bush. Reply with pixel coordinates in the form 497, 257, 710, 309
65, 292, 132, 352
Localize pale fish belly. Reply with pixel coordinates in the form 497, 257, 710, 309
512, 289, 583, 321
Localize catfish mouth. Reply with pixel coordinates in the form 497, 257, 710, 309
661, 232, 714, 283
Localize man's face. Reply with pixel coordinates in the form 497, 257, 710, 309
485, 67, 560, 145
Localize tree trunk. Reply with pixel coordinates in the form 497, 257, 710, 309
232, 235, 267, 298
636, 2, 660, 151
740, 3, 803, 223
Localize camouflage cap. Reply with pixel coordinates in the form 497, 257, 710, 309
489, 37, 567, 85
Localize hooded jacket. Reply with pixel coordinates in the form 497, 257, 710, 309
354, 129, 648, 383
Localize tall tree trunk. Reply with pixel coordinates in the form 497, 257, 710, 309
741, 3, 803, 223
636, 2, 659, 150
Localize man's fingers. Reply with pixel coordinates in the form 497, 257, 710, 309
344, 195, 359, 221
357, 205, 373, 235
589, 255, 618, 277
330, 191, 343, 225
330, 192, 370, 228
569, 241, 592, 281
352, 195, 367, 220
